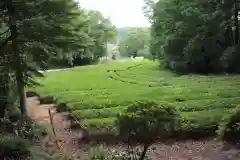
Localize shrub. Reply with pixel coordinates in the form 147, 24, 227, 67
117, 101, 180, 142
40, 96, 56, 104
117, 101, 180, 160
0, 135, 31, 159
0, 117, 47, 142
56, 103, 69, 112
111, 150, 132, 160
89, 144, 109, 160
19, 119, 47, 142
220, 46, 240, 73
217, 107, 240, 143
30, 146, 67, 160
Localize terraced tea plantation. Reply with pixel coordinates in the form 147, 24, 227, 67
29, 60, 240, 136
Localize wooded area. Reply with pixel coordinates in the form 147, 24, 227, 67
147, 0, 240, 73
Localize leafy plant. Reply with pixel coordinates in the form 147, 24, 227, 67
30, 146, 67, 160
111, 148, 151, 160
0, 117, 47, 142
89, 144, 109, 160
117, 101, 180, 160
217, 107, 240, 143
0, 135, 31, 160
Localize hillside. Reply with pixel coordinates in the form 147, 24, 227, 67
117, 27, 149, 41
30, 60, 240, 136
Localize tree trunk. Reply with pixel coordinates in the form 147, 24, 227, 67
234, 3, 239, 45
225, 24, 234, 47
7, 1, 27, 116
139, 144, 150, 160
0, 70, 8, 118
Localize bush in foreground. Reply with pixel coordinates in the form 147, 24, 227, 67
89, 144, 108, 160
0, 136, 31, 159
117, 101, 180, 160
217, 107, 240, 143
0, 116, 47, 142
30, 146, 67, 160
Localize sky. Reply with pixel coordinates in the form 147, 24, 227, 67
78, 0, 150, 28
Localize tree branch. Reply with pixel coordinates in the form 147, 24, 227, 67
0, 29, 9, 36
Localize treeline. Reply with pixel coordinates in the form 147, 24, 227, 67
118, 28, 152, 59
47, 4, 117, 68
0, 0, 117, 70
147, 0, 240, 74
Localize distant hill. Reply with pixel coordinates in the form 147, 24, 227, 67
117, 27, 149, 42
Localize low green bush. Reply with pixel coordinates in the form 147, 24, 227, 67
20, 119, 47, 142
0, 117, 47, 142
56, 103, 69, 112
117, 101, 180, 160
117, 101, 180, 142
0, 135, 31, 159
89, 144, 109, 160
81, 117, 117, 134
30, 146, 67, 160
217, 107, 240, 143
40, 96, 56, 104
179, 109, 232, 138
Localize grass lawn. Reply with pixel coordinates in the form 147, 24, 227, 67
29, 60, 240, 136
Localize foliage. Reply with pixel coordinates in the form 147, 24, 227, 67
150, 0, 240, 73
179, 109, 231, 138
111, 148, 151, 160
29, 61, 240, 137
119, 28, 150, 58
117, 101, 179, 159
0, 136, 64, 160
89, 144, 109, 160
142, 0, 155, 23
72, 10, 117, 65
46, 9, 117, 68
217, 107, 240, 143
111, 150, 133, 160
0, 116, 47, 142
30, 146, 67, 160
137, 45, 152, 59
0, 0, 117, 117
117, 27, 143, 41
117, 101, 180, 142
0, 135, 31, 160
1, 0, 88, 81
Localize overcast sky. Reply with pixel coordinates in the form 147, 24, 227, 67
78, 0, 150, 28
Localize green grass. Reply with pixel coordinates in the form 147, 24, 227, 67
29, 60, 240, 136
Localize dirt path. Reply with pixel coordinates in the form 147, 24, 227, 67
27, 97, 240, 160
27, 97, 88, 160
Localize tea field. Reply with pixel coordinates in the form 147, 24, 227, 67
29, 60, 240, 136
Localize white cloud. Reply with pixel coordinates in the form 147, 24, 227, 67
78, 0, 150, 27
